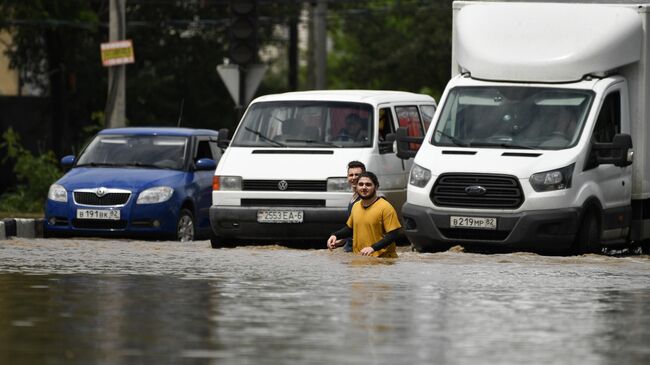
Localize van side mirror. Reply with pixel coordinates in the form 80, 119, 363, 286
217, 128, 230, 149
395, 127, 422, 160
590, 133, 633, 168
378, 133, 395, 154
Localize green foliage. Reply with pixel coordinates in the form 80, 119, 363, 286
0, 128, 62, 213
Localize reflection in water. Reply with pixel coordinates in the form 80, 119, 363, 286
0, 238, 648, 364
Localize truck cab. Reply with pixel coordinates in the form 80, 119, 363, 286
398, 1, 641, 254
210, 90, 436, 247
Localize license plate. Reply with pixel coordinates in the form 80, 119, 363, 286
257, 209, 303, 223
450, 216, 497, 229
77, 209, 120, 220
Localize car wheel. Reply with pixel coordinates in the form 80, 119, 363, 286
575, 209, 601, 254
177, 209, 195, 242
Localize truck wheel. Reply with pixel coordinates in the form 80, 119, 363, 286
576, 209, 601, 254
177, 209, 195, 242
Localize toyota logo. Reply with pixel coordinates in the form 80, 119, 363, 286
277, 180, 289, 191
95, 187, 108, 197
465, 185, 487, 196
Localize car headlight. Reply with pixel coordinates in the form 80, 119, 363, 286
529, 164, 574, 192
409, 163, 431, 188
327, 177, 351, 192
213, 176, 242, 191
48, 184, 68, 202
137, 186, 174, 204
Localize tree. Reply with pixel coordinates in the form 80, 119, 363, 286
328, 0, 452, 100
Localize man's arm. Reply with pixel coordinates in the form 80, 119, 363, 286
327, 226, 353, 250
371, 229, 400, 251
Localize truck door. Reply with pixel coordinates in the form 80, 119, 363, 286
587, 87, 632, 209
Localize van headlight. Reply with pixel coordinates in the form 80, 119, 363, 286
137, 186, 174, 204
214, 176, 242, 191
327, 177, 351, 192
48, 184, 68, 202
409, 163, 431, 188
529, 164, 574, 192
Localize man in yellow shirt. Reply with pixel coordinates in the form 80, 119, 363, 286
327, 171, 401, 258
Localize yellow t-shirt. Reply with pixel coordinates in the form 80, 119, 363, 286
346, 197, 401, 258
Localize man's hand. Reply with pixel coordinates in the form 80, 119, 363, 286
360, 247, 375, 256
327, 235, 338, 250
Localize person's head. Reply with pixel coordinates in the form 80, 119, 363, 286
345, 113, 364, 137
347, 160, 366, 188
356, 171, 379, 200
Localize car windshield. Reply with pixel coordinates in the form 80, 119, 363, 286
432, 87, 594, 150
76, 135, 189, 170
231, 101, 374, 148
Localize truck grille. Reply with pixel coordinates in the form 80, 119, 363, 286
243, 180, 327, 191
431, 173, 523, 209
74, 191, 131, 206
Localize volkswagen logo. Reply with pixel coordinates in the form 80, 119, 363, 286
277, 180, 289, 191
465, 185, 487, 196
95, 187, 108, 197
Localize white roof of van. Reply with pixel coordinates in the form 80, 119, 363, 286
250, 90, 435, 105
454, 2, 643, 82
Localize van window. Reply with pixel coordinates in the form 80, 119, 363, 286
432, 86, 594, 150
593, 91, 621, 143
378, 107, 395, 141
195, 139, 221, 163
231, 101, 374, 148
420, 105, 436, 131
396, 106, 425, 149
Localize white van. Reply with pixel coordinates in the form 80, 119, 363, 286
210, 90, 436, 247
397, 1, 646, 254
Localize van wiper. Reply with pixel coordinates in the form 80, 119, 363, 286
435, 130, 469, 147
244, 127, 286, 147
284, 139, 341, 147
468, 141, 535, 150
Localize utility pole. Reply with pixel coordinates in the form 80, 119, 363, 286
288, 1, 298, 91
106, 0, 126, 128
313, 0, 327, 89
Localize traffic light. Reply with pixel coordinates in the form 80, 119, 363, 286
229, 0, 258, 66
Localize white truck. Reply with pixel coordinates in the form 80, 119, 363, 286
396, 1, 646, 253
210, 90, 436, 247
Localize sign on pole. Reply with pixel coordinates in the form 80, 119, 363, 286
101, 40, 135, 67
217, 63, 267, 107
217, 64, 241, 106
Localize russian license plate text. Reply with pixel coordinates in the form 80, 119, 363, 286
257, 210, 304, 223
450, 216, 497, 229
77, 209, 120, 220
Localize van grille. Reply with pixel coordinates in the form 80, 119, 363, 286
242, 199, 326, 207
243, 180, 327, 191
431, 173, 523, 209
74, 192, 131, 206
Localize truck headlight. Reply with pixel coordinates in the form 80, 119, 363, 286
137, 186, 174, 204
48, 184, 68, 202
213, 176, 242, 191
327, 177, 351, 192
529, 164, 574, 192
409, 163, 431, 188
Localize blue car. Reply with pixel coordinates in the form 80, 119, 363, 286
44, 127, 223, 241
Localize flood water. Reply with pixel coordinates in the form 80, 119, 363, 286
0, 238, 649, 364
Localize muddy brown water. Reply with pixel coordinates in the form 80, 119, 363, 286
0, 238, 649, 364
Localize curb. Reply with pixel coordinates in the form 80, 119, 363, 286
0, 218, 44, 240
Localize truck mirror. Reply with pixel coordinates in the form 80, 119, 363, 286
592, 133, 633, 168
217, 128, 230, 149
395, 127, 421, 160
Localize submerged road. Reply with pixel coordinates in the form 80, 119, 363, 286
0, 238, 649, 364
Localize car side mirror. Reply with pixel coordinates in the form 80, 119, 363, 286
60, 155, 75, 167
395, 127, 422, 160
195, 158, 217, 171
591, 133, 633, 168
217, 128, 230, 149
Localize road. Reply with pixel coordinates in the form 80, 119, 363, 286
0, 237, 649, 364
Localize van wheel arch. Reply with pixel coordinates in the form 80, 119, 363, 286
574, 199, 603, 254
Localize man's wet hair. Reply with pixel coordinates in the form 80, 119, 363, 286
358, 171, 379, 187
347, 160, 366, 171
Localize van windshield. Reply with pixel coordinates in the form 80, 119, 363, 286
231, 101, 374, 148
76, 135, 189, 170
432, 87, 594, 150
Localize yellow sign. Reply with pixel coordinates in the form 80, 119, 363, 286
100, 40, 135, 67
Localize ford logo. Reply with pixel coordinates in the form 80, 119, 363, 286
95, 187, 107, 197
278, 180, 289, 191
465, 185, 487, 196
